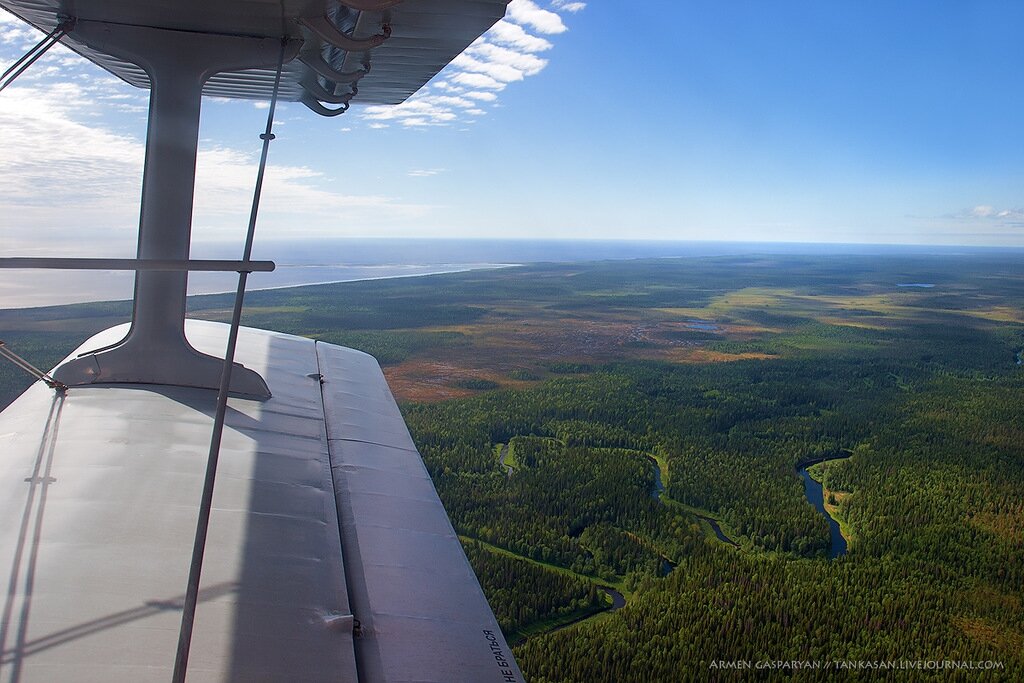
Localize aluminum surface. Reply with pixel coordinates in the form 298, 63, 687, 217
1, 322, 355, 681
0, 320, 520, 681
318, 343, 525, 683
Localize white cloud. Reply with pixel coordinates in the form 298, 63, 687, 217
488, 20, 553, 52
429, 94, 476, 108
507, 0, 568, 35
934, 206, 1024, 234
466, 42, 547, 76
0, 82, 434, 254
953, 205, 1024, 221
408, 168, 445, 177
0, 84, 144, 251
450, 71, 506, 90
352, 0, 579, 129
432, 80, 465, 92
551, 0, 587, 12
0, 2, 583, 246
363, 96, 467, 125
450, 53, 525, 83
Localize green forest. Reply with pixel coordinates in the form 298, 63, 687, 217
1, 253, 1022, 680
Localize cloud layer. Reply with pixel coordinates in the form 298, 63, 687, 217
360, 0, 583, 129
0, 3, 583, 254
948, 205, 1024, 230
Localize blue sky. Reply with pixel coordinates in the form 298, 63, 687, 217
2, 0, 1024, 255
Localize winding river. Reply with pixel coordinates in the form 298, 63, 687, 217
697, 515, 738, 547
648, 452, 849, 556
795, 453, 852, 559
648, 457, 738, 548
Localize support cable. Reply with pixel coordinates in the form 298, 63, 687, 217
171, 38, 287, 683
0, 18, 74, 94
0, 341, 67, 392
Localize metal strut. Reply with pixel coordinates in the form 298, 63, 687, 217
0, 18, 74, 93
171, 39, 288, 683
51, 21, 291, 398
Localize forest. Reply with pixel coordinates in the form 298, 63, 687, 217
1, 252, 1022, 680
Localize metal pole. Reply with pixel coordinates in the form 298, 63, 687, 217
0, 341, 67, 391
171, 39, 286, 683
0, 20, 71, 93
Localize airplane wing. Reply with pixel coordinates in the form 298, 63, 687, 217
0, 0, 508, 108
0, 0, 526, 680
1, 321, 523, 681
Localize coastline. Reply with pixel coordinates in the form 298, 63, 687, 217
0, 263, 516, 311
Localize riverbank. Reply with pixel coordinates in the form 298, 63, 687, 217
646, 455, 743, 549
797, 453, 854, 558
458, 534, 629, 643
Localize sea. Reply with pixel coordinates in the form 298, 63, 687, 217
1, 238, 1019, 309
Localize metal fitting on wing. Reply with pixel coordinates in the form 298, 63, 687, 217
301, 74, 356, 104
301, 93, 350, 117
323, 613, 356, 633
299, 49, 369, 84
299, 15, 391, 52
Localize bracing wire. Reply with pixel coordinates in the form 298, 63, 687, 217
170, 38, 288, 683
0, 19, 74, 94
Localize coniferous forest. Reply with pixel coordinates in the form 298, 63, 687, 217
1, 253, 1021, 680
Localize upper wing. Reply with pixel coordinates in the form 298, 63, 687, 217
0, 0, 509, 107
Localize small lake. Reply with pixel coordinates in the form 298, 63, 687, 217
896, 283, 935, 288
685, 320, 721, 331
797, 462, 847, 559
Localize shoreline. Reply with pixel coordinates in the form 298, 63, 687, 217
193, 263, 518, 298
0, 263, 517, 312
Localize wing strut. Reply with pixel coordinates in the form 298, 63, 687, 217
171, 39, 288, 683
48, 21, 300, 398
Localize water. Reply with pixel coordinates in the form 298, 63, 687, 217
7, 238, 1019, 309
686, 320, 720, 331
0, 262, 508, 309
649, 457, 736, 550
649, 458, 664, 500
600, 587, 626, 611
896, 283, 935, 288
698, 516, 738, 547
798, 467, 847, 558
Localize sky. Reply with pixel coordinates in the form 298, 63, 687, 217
2, 0, 1024, 256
